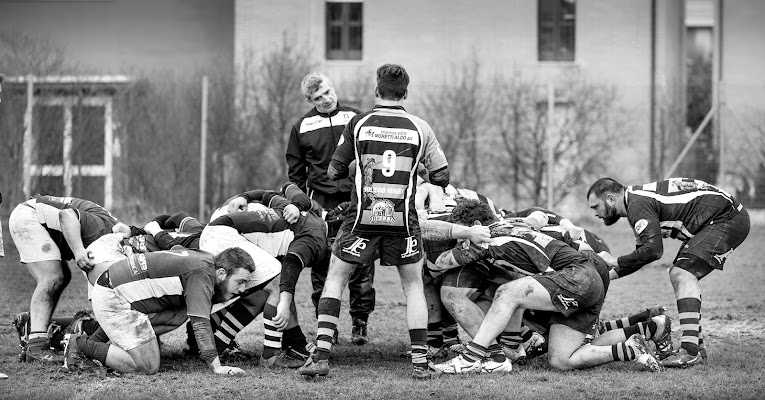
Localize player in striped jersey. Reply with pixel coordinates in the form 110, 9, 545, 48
587, 177, 750, 368
9, 195, 118, 362
431, 200, 663, 374
299, 64, 451, 380
61, 246, 255, 375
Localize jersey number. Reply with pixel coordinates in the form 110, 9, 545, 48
381, 150, 396, 177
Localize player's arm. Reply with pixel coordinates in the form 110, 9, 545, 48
328, 123, 355, 180
189, 315, 244, 375
286, 124, 308, 192
420, 122, 450, 188
59, 208, 94, 272
143, 221, 184, 251
421, 219, 490, 244
435, 241, 489, 271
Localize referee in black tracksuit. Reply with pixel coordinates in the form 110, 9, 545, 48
286, 72, 375, 345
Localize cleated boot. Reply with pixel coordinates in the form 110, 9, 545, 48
481, 358, 513, 373
660, 347, 701, 368
432, 354, 484, 374
650, 315, 674, 360
351, 319, 369, 346
298, 356, 330, 377
626, 334, 663, 372
411, 363, 442, 380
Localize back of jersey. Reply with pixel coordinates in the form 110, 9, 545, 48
347, 107, 425, 236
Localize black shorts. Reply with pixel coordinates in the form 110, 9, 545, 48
534, 261, 605, 334
332, 228, 423, 266
675, 209, 750, 279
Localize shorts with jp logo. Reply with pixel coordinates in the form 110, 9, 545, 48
533, 261, 605, 334
332, 228, 423, 266
674, 208, 750, 278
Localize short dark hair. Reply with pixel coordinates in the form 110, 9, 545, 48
214, 247, 255, 275
449, 199, 497, 226
587, 177, 625, 199
376, 64, 409, 100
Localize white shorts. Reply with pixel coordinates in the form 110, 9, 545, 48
92, 283, 155, 351
9, 200, 61, 263
199, 225, 280, 290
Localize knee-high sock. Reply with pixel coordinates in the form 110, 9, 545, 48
210, 300, 259, 352
315, 298, 341, 361
410, 328, 428, 368
677, 297, 701, 355
262, 304, 282, 358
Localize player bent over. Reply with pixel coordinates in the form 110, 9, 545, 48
62, 247, 255, 375
432, 200, 663, 374
587, 177, 750, 367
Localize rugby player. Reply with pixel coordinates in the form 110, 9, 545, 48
587, 177, 750, 367
9, 195, 118, 362
432, 200, 663, 374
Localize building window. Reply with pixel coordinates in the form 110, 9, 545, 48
326, 2, 363, 60
538, 0, 576, 62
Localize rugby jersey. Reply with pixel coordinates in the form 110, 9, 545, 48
625, 177, 743, 244
330, 105, 448, 236
31, 195, 117, 260
286, 105, 359, 195
106, 249, 216, 319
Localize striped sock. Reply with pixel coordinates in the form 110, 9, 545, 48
427, 322, 443, 348
210, 300, 257, 352
611, 342, 637, 361
677, 297, 701, 355
27, 333, 47, 351
487, 343, 506, 362
622, 320, 655, 339
315, 298, 341, 361
441, 313, 459, 346
463, 342, 488, 363
262, 304, 282, 358
498, 331, 524, 349
409, 329, 428, 368
282, 326, 309, 355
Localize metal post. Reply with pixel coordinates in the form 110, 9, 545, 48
23, 76, 34, 198
713, 0, 724, 185
199, 76, 208, 222
546, 81, 554, 210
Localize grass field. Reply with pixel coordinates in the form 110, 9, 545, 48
0, 219, 763, 400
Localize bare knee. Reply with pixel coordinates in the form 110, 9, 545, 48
548, 354, 575, 371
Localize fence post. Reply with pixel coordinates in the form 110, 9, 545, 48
546, 81, 555, 210
23, 76, 34, 199
199, 75, 208, 222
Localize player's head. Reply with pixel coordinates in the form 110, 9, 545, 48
301, 72, 337, 113
375, 64, 409, 101
449, 199, 499, 226
587, 177, 625, 226
212, 247, 255, 303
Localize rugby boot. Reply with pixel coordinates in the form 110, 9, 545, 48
625, 334, 663, 372
298, 356, 330, 377
411, 363, 442, 380
660, 347, 701, 368
481, 358, 513, 373
351, 319, 369, 345
12, 312, 30, 362
260, 351, 305, 369
501, 344, 526, 363
650, 315, 674, 360
432, 354, 484, 374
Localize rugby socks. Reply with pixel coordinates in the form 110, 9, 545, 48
612, 341, 637, 361
210, 300, 259, 352
487, 343, 506, 363
498, 331, 524, 349
677, 297, 701, 355
90, 327, 110, 343
427, 322, 443, 348
463, 342, 488, 363
622, 319, 658, 340
262, 304, 282, 359
315, 298, 341, 361
409, 329, 428, 368
76, 336, 109, 365
601, 311, 650, 332
26, 332, 48, 352
281, 326, 309, 357
441, 315, 460, 347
